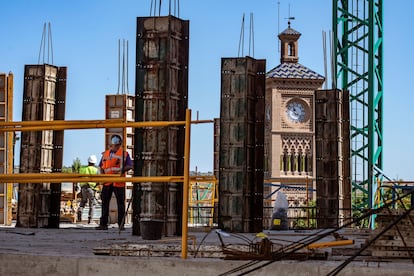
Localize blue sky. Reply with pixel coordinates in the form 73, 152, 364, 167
1, 0, 413, 180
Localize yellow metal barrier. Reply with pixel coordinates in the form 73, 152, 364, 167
0, 118, 212, 131
0, 174, 184, 183
181, 109, 191, 259
0, 109, 210, 260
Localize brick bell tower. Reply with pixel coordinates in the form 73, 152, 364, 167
264, 21, 325, 228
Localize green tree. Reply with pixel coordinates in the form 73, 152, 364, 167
352, 193, 369, 228
293, 200, 317, 229
71, 158, 82, 173
62, 166, 73, 173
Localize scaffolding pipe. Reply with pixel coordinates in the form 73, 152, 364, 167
0, 174, 216, 184
0, 174, 184, 183
0, 119, 213, 132
181, 109, 191, 259
0, 109, 214, 259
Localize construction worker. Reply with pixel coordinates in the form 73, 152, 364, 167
77, 155, 99, 224
96, 134, 133, 230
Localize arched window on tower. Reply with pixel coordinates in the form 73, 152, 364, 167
298, 150, 303, 173
281, 149, 288, 174
302, 153, 306, 173
288, 42, 295, 56
304, 152, 313, 174
304, 152, 309, 173
308, 153, 313, 172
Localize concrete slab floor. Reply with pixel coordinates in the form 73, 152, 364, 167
0, 223, 413, 276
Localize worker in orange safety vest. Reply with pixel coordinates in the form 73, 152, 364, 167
95, 134, 133, 230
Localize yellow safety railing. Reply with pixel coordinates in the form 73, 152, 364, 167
0, 109, 213, 259
0, 118, 212, 131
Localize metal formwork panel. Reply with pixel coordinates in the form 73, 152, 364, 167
0, 73, 12, 225
0, 74, 5, 225
315, 89, 350, 228
213, 118, 220, 180
17, 64, 65, 228
105, 94, 135, 225
105, 94, 135, 159
315, 89, 338, 228
135, 16, 189, 238
219, 57, 265, 233
49, 67, 67, 227
252, 60, 265, 231
341, 90, 351, 223
20, 65, 57, 173
213, 118, 220, 225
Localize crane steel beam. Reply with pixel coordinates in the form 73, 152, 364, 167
333, 0, 383, 227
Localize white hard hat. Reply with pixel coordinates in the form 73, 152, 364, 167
88, 155, 97, 164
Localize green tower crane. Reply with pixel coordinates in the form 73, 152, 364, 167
333, 0, 383, 227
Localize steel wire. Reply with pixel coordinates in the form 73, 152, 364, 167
219, 191, 414, 276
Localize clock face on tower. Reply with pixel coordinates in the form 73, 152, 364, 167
286, 100, 307, 123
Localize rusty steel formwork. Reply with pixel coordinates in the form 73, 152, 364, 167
219, 57, 265, 233
105, 94, 135, 224
213, 118, 220, 224
48, 67, 66, 228
134, 16, 189, 239
214, 118, 220, 181
0, 73, 14, 225
16, 64, 67, 228
105, 94, 135, 157
315, 89, 350, 228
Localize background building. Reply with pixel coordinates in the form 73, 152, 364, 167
264, 23, 324, 227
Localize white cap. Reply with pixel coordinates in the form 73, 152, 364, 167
88, 155, 97, 164
110, 134, 122, 145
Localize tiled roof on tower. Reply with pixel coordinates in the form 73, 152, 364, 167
269, 21, 325, 81
267, 63, 325, 80
279, 26, 301, 37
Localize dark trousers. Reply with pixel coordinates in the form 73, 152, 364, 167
100, 184, 125, 226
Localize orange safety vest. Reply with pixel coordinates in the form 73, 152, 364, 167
101, 147, 127, 187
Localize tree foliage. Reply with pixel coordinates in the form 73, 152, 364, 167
71, 157, 82, 173
61, 166, 72, 173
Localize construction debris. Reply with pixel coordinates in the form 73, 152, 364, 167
370, 209, 414, 259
